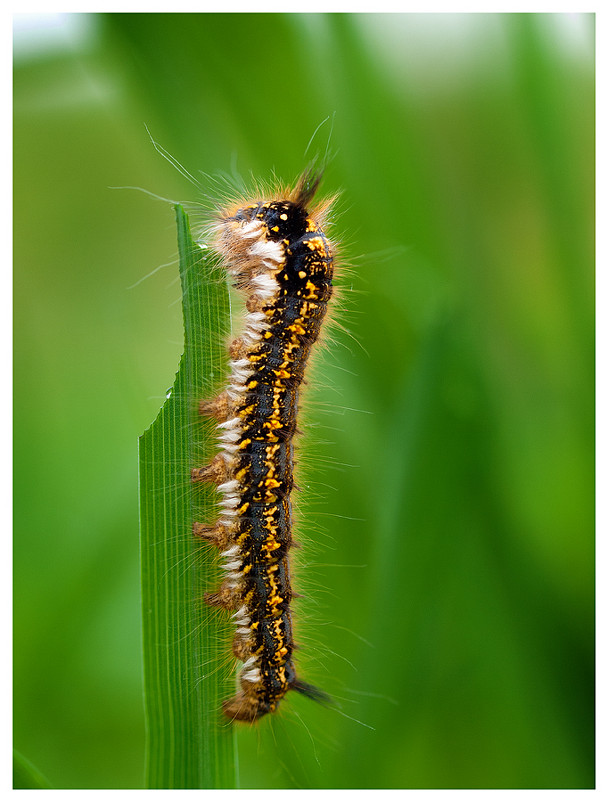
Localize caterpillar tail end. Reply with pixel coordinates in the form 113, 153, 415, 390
222, 679, 331, 724
292, 678, 332, 708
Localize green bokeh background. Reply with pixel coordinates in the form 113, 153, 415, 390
13, 12, 594, 789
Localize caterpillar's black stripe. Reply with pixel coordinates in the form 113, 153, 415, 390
192, 172, 335, 722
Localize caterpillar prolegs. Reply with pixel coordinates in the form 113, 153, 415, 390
192, 171, 335, 722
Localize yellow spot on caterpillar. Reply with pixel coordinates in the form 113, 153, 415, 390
280, 213, 288, 220
298, 270, 306, 279
306, 236, 327, 256
263, 540, 281, 553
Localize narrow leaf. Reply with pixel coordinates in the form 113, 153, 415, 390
139, 205, 236, 788
13, 750, 52, 789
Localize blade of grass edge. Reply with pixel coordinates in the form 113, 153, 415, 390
13, 750, 52, 789
139, 205, 236, 788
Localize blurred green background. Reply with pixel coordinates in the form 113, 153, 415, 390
13, 12, 594, 789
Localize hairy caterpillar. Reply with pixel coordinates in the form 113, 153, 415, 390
191, 170, 335, 722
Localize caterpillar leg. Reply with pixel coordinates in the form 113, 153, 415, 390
231, 633, 251, 661
191, 453, 229, 484
193, 521, 231, 550
199, 391, 232, 422
229, 337, 246, 360
205, 581, 240, 611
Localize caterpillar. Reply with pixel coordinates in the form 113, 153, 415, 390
191, 170, 336, 722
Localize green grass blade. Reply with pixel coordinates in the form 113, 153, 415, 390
139, 205, 236, 788
13, 750, 52, 789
